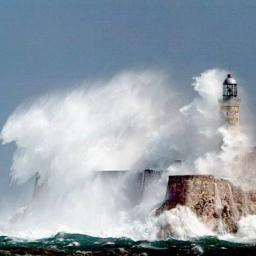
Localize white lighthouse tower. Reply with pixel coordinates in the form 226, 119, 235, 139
219, 74, 240, 126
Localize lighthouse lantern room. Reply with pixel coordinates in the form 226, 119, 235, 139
219, 74, 240, 126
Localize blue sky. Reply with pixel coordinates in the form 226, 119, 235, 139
0, 1, 256, 186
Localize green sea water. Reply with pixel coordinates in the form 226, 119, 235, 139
0, 233, 256, 255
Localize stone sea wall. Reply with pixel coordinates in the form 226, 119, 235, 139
156, 175, 256, 234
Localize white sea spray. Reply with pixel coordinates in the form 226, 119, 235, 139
0, 69, 255, 242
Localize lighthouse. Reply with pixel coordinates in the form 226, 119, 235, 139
219, 74, 240, 126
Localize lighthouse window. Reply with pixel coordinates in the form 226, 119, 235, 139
234, 85, 237, 96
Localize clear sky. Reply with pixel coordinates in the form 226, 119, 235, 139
0, 1, 256, 187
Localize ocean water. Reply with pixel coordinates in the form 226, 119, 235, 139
0, 233, 256, 255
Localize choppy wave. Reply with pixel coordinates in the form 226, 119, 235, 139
0, 233, 256, 255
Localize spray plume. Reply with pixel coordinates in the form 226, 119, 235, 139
0, 69, 254, 240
